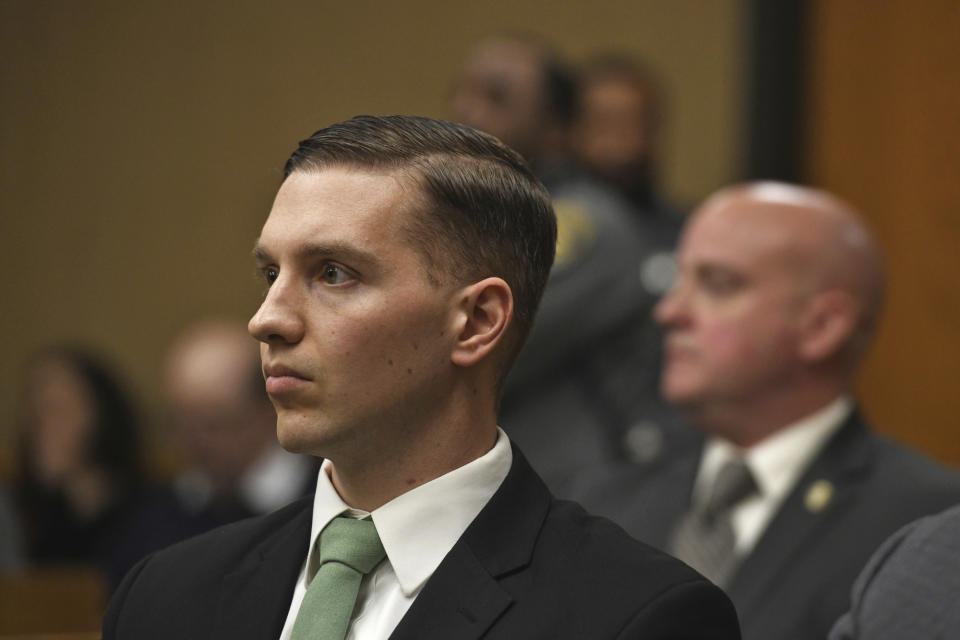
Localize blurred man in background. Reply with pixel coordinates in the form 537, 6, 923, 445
452, 35, 691, 487
570, 182, 960, 640
573, 53, 682, 229
165, 320, 316, 527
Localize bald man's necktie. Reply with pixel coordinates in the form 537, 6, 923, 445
669, 458, 758, 587
290, 517, 386, 640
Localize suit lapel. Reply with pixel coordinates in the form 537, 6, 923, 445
390, 445, 551, 640
727, 412, 874, 615
387, 543, 514, 640
214, 501, 313, 640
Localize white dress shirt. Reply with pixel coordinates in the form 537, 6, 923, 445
278, 428, 512, 640
691, 396, 852, 555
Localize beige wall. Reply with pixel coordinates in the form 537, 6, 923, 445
0, 1, 747, 473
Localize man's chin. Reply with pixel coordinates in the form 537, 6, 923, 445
275, 414, 348, 458
661, 376, 702, 407
275, 435, 303, 455
275, 416, 321, 455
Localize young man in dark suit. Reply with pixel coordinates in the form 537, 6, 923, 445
103, 116, 739, 639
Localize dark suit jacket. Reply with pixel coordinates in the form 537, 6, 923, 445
829, 502, 960, 639
103, 447, 740, 639
567, 410, 960, 640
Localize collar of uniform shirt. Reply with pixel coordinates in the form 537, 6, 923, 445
307, 427, 513, 596
696, 395, 853, 507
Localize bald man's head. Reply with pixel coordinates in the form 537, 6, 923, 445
701, 182, 884, 347
165, 320, 276, 488
166, 321, 263, 407
654, 182, 884, 442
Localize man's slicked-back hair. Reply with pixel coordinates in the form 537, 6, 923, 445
282, 115, 557, 366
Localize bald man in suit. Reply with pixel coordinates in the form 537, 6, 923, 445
569, 182, 960, 640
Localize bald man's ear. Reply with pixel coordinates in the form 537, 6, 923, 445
450, 277, 513, 368
798, 290, 859, 363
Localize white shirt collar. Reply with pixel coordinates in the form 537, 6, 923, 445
697, 396, 853, 505
307, 428, 512, 597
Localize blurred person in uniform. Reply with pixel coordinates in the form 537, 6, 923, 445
452, 35, 690, 488
573, 52, 683, 233
14, 346, 194, 587
165, 319, 316, 527
569, 182, 960, 640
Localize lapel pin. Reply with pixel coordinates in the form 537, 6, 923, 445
804, 479, 834, 513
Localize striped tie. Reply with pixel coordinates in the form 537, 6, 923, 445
669, 458, 757, 586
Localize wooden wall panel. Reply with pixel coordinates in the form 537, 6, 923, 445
806, 1, 960, 464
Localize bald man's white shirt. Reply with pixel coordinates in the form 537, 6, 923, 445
278, 428, 513, 640
692, 396, 852, 555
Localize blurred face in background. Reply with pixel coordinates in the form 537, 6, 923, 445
654, 195, 811, 414
452, 38, 549, 161
165, 326, 273, 490
21, 357, 96, 485
574, 76, 653, 189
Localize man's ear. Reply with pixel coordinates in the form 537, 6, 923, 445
798, 289, 859, 363
450, 277, 513, 367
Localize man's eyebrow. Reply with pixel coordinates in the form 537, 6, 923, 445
252, 242, 271, 264
251, 240, 379, 269
697, 262, 736, 275
695, 261, 747, 283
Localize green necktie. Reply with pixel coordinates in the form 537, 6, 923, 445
290, 517, 387, 640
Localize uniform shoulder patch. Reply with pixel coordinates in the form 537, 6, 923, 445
552, 199, 596, 270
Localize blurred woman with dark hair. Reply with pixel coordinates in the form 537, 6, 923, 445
15, 346, 195, 587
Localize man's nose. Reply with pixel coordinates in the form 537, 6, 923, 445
248, 276, 305, 345
653, 281, 689, 328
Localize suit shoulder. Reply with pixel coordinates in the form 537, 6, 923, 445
112, 496, 311, 598
103, 497, 311, 639
869, 436, 960, 497
527, 498, 740, 637
831, 505, 960, 639
153, 496, 310, 562
875, 502, 960, 569
542, 500, 720, 595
